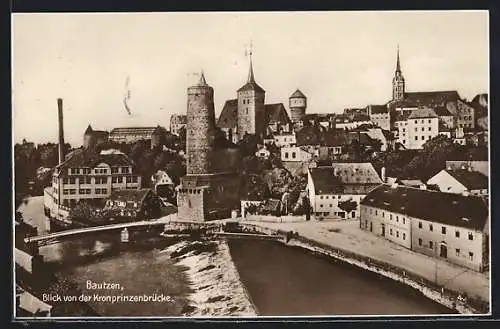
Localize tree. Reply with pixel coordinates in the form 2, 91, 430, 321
338, 199, 358, 214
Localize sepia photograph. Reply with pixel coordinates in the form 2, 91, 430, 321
12, 11, 490, 319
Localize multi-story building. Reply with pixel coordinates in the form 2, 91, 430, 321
307, 163, 383, 220
360, 184, 489, 272
44, 150, 142, 219
334, 114, 372, 130
281, 146, 314, 163
367, 104, 391, 130
427, 169, 488, 196
170, 114, 187, 136
109, 126, 167, 148
273, 131, 296, 148
407, 107, 440, 149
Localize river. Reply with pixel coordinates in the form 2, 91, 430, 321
17, 197, 453, 316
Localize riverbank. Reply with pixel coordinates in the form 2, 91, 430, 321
163, 240, 257, 316
239, 219, 489, 315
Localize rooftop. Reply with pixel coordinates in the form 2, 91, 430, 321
310, 164, 382, 195
290, 89, 306, 99
446, 169, 488, 191
408, 107, 438, 119
361, 184, 488, 231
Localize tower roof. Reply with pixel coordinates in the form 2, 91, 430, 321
238, 48, 265, 93
85, 124, 93, 134
395, 45, 402, 73
290, 89, 306, 99
198, 70, 207, 86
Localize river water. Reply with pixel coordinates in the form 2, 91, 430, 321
18, 197, 453, 316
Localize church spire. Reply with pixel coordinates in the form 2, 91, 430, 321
247, 41, 255, 83
396, 44, 401, 73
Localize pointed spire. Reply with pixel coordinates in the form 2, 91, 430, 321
247, 42, 255, 83
198, 70, 207, 86
396, 44, 401, 73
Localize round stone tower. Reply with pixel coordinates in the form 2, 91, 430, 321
289, 89, 307, 123
186, 71, 216, 175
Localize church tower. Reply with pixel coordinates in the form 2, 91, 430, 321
392, 46, 405, 101
237, 44, 266, 141
186, 71, 216, 175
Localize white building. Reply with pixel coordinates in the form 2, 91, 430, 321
367, 104, 391, 130
44, 150, 141, 219
360, 184, 489, 272
281, 146, 314, 163
273, 132, 296, 148
407, 107, 440, 149
427, 169, 488, 196
307, 163, 383, 220
255, 145, 271, 159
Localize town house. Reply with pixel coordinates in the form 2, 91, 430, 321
307, 163, 383, 220
360, 184, 489, 271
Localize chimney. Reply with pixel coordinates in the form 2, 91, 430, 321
381, 167, 386, 183
57, 98, 65, 164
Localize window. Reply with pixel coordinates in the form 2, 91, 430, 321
382, 212, 385, 218
396, 231, 399, 238
468, 233, 474, 240
456, 248, 460, 256
402, 128, 406, 132
126, 176, 133, 183
285, 152, 289, 159
69, 177, 76, 184
375, 210, 378, 215
320, 196, 323, 199
111, 167, 119, 174
70, 168, 78, 175
390, 214, 393, 220
421, 136, 425, 140
396, 216, 399, 223
456, 231, 460, 238
402, 218, 405, 224
63, 189, 68, 195
390, 228, 393, 235
415, 136, 418, 140
320, 204, 323, 208
112, 177, 119, 183
414, 120, 418, 124
418, 238, 422, 246
428, 119, 431, 123
421, 127, 425, 131
429, 241, 433, 249
418, 221, 422, 229
442, 226, 446, 234
429, 224, 433, 232
246, 108, 248, 114
469, 252, 473, 261
292, 152, 296, 159
421, 120, 424, 124
415, 128, 418, 132
122, 167, 130, 173
69, 189, 76, 195
428, 127, 431, 131
132, 176, 138, 183
403, 233, 406, 240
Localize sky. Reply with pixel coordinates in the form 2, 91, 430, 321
12, 11, 488, 146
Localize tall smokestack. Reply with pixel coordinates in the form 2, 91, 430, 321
57, 98, 65, 164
